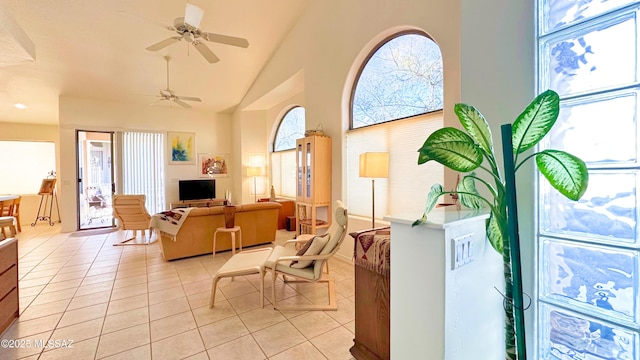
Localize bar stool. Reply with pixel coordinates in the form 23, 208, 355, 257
212, 226, 242, 258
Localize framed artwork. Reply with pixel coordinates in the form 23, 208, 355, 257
198, 153, 230, 177
167, 132, 196, 164
38, 178, 57, 195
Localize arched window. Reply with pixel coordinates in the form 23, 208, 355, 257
347, 31, 444, 220
272, 106, 305, 198
351, 32, 443, 129
274, 107, 305, 151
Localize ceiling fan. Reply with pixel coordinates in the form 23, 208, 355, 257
146, 3, 249, 63
154, 55, 201, 109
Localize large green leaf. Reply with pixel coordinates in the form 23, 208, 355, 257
486, 212, 503, 254
417, 127, 483, 172
512, 89, 560, 155
454, 103, 495, 156
457, 175, 484, 209
536, 149, 589, 201
412, 184, 446, 227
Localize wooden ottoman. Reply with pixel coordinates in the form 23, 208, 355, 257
209, 248, 273, 308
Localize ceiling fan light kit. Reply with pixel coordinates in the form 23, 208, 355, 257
145, 3, 249, 64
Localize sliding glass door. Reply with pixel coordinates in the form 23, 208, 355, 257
76, 130, 115, 230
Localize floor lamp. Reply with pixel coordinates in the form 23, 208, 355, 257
359, 152, 389, 228
246, 166, 263, 203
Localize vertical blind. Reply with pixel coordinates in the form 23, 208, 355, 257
346, 112, 444, 219
122, 132, 165, 214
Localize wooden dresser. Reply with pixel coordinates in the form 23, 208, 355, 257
0, 237, 18, 335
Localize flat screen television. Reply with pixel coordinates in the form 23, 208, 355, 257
178, 179, 216, 201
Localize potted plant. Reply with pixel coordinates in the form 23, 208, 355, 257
413, 89, 589, 360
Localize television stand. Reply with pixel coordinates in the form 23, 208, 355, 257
170, 199, 228, 209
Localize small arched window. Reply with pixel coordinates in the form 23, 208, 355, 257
272, 106, 305, 198
274, 106, 306, 152
351, 32, 443, 129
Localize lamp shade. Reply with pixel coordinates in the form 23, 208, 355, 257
246, 166, 264, 177
359, 152, 389, 178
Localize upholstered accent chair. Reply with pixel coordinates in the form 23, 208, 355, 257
265, 200, 348, 311
112, 194, 152, 246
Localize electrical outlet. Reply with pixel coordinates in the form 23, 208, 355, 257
451, 233, 474, 270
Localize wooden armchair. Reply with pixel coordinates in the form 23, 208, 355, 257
112, 194, 152, 246
265, 200, 348, 311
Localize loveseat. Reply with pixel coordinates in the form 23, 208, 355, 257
158, 202, 281, 261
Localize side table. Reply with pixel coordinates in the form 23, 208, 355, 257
212, 226, 242, 258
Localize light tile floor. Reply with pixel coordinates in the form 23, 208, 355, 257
0, 224, 357, 360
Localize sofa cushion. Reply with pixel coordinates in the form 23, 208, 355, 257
290, 233, 329, 269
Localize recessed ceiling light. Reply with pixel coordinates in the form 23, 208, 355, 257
13, 103, 26, 109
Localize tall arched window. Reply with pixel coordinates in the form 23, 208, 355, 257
351, 31, 443, 128
347, 31, 444, 220
272, 106, 305, 198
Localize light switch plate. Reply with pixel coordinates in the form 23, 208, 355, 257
451, 233, 474, 270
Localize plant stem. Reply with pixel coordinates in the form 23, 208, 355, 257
501, 219, 517, 360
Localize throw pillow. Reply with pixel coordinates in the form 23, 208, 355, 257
290, 233, 330, 269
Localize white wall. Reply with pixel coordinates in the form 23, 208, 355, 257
461, 0, 536, 353
58, 96, 231, 232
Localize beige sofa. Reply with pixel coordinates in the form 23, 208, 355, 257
158, 202, 281, 261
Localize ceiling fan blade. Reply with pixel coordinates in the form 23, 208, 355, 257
174, 99, 192, 108
202, 32, 249, 48
193, 41, 220, 63
146, 37, 181, 51
176, 96, 202, 102
184, 3, 204, 28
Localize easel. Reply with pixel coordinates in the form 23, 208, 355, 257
32, 177, 61, 226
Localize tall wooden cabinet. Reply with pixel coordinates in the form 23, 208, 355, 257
296, 135, 331, 235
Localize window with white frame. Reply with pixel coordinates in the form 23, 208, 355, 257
0, 141, 55, 195
536, 1, 640, 358
348, 31, 444, 220
272, 106, 305, 198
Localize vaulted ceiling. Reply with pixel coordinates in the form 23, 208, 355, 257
0, 0, 307, 124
